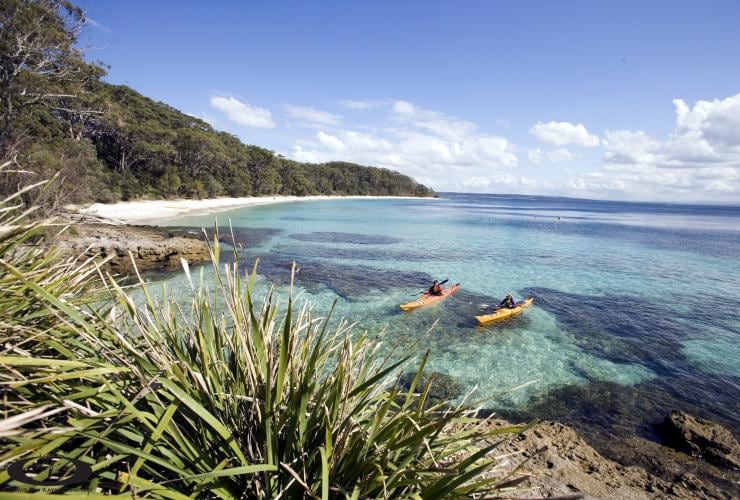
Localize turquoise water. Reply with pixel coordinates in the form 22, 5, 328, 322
152, 193, 740, 441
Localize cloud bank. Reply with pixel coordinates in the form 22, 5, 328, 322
289, 100, 519, 192
205, 91, 740, 201
283, 105, 342, 127
570, 93, 740, 199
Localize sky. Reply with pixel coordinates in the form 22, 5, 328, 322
78, 0, 740, 202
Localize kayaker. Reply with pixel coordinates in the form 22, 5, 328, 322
428, 280, 444, 296
499, 294, 516, 308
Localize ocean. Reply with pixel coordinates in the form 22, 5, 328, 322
153, 192, 740, 446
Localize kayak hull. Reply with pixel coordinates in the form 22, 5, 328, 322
475, 297, 534, 325
400, 284, 460, 311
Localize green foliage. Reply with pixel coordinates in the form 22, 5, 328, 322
157, 165, 182, 198
0, 0, 109, 208
0, 182, 521, 498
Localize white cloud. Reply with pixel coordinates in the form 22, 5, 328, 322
548, 148, 575, 162
527, 149, 543, 165
391, 100, 477, 140
530, 121, 600, 147
457, 174, 543, 193
316, 131, 346, 152
568, 92, 740, 200
291, 145, 323, 163
674, 95, 740, 148
392, 100, 416, 115
528, 148, 575, 165
210, 96, 275, 129
283, 105, 342, 126
340, 99, 383, 110
462, 176, 491, 188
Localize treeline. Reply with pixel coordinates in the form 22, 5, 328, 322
0, 1, 434, 210
83, 83, 435, 201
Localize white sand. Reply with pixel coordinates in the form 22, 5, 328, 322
75, 195, 431, 224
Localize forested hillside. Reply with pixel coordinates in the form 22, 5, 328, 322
0, 0, 435, 209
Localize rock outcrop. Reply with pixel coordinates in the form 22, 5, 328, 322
480, 419, 737, 499
602, 434, 738, 499
660, 410, 740, 471
53, 223, 212, 273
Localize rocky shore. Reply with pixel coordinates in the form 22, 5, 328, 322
482, 416, 738, 499
403, 373, 739, 498
53, 222, 212, 274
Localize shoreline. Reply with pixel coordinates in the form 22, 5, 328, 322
73, 195, 434, 224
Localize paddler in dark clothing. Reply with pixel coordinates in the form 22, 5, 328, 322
428, 280, 444, 296
499, 294, 516, 308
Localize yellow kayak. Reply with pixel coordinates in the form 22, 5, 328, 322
475, 297, 534, 325
400, 284, 460, 311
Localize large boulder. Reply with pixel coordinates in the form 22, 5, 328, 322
661, 411, 740, 471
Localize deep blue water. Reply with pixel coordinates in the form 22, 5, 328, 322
156, 192, 740, 444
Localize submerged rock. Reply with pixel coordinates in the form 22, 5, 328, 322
660, 410, 740, 471
397, 371, 463, 405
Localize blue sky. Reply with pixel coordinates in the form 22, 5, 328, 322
79, 0, 740, 202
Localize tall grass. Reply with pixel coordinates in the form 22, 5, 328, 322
0, 177, 524, 498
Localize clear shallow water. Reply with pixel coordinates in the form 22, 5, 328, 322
152, 193, 740, 441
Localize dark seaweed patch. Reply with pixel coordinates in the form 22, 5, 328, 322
166, 226, 283, 247
280, 216, 316, 221
294, 262, 430, 300
273, 245, 388, 261
237, 252, 432, 301
521, 287, 708, 374
290, 231, 402, 245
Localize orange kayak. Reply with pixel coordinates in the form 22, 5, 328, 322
400, 284, 461, 311
475, 298, 534, 325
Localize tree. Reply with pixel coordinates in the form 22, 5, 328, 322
0, 0, 105, 159
157, 165, 181, 198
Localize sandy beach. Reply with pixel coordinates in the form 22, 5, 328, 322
74, 195, 432, 224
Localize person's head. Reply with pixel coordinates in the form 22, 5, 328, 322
433, 280, 439, 285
